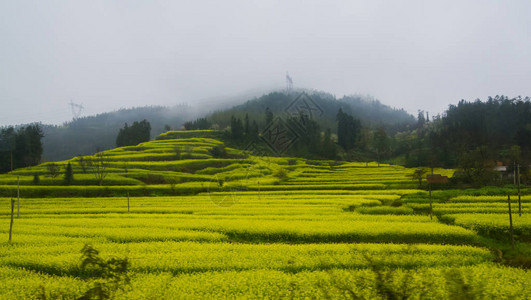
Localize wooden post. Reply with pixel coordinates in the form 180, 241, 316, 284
127, 192, 130, 213
9, 199, 14, 242
513, 162, 516, 185
508, 195, 515, 249
17, 176, 20, 218
517, 164, 521, 217
429, 183, 433, 220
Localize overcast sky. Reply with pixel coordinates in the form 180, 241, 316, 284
1, 0, 530, 126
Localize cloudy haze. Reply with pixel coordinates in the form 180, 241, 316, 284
1, 0, 530, 126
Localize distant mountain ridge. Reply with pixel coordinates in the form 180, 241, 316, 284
22, 89, 414, 162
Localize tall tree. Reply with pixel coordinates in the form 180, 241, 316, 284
230, 116, 244, 140
265, 107, 274, 125
64, 162, 74, 185
417, 110, 426, 128
336, 108, 361, 150
373, 127, 389, 167
244, 113, 250, 137
321, 128, 336, 159
249, 120, 259, 141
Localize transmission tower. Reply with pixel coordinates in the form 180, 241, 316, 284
69, 100, 84, 120
286, 72, 293, 94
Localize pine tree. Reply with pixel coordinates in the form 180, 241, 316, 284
230, 116, 244, 140
244, 113, 250, 137
250, 121, 259, 141
337, 109, 361, 150
265, 107, 274, 125
33, 174, 40, 185
64, 162, 74, 185
322, 128, 336, 159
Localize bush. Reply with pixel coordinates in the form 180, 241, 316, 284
46, 163, 61, 178
64, 162, 74, 185
32, 174, 40, 185
209, 145, 227, 158
273, 168, 289, 182
78, 244, 130, 299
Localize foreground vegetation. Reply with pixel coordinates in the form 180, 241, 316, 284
0, 131, 529, 299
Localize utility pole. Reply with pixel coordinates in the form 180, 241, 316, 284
513, 162, 516, 185
9, 199, 14, 242
517, 164, 521, 217
17, 176, 20, 218
507, 195, 515, 249
429, 183, 433, 220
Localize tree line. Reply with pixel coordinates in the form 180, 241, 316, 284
400, 96, 531, 185
0, 124, 43, 173
185, 94, 531, 185
116, 120, 151, 147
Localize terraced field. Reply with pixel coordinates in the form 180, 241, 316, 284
0, 131, 529, 299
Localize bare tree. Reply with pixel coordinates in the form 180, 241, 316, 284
92, 151, 109, 186
77, 156, 89, 173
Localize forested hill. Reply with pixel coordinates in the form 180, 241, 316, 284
207, 91, 415, 132
42, 105, 191, 161
39, 90, 413, 162
418, 95, 531, 168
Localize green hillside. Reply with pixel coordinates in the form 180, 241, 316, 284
0, 130, 437, 198
0, 130, 530, 298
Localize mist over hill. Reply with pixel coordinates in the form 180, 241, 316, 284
41, 105, 191, 161
36, 89, 412, 162
207, 90, 415, 132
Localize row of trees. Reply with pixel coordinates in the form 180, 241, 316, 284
186, 106, 394, 162
0, 124, 43, 173
390, 96, 531, 186
43, 152, 109, 186
43, 162, 74, 185
229, 114, 259, 142
183, 118, 211, 130
116, 120, 151, 147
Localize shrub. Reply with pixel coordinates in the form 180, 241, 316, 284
209, 145, 227, 158
78, 244, 130, 299
64, 162, 74, 185
46, 163, 61, 178
273, 168, 289, 182
32, 174, 40, 185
